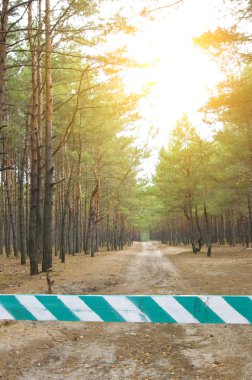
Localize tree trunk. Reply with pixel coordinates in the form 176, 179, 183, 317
203, 202, 212, 257
195, 205, 203, 252
3, 141, 18, 256
19, 144, 27, 265
86, 204, 96, 256
42, 0, 53, 272
0, 0, 8, 130
0, 184, 3, 255
247, 195, 252, 245
185, 189, 197, 253
28, 2, 39, 274
4, 195, 10, 257
35, 7, 43, 265
60, 170, 72, 263
0, 0, 9, 256
85, 163, 100, 256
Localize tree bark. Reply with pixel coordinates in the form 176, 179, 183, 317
28, 1, 39, 274
85, 163, 100, 257
0, 0, 8, 130
0, 186, 3, 255
42, 0, 53, 272
60, 168, 72, 263
195, 205, 203, 252
203, 202, 212, 257
19, 139, 27, 265
3, 141, 18, 256
35, 0, 43, 264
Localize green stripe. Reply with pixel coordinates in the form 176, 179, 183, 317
80, 296, 125, 322
0, 295, 36, 321
36, 295, 80, 321
224, 296, 252, 323
175, 296, 225, 324
128, 296, 176, 323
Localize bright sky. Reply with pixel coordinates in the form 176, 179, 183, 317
101, 0, 233, 174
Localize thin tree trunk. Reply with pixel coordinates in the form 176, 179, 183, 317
4, 194, 10, 257
0, 0, 8, 130
25, 155, 29, 256
247, 195, 252, 245
0, 0, 9, 256
195, 205, 203, 252
19, 141, 27, 265
3, 141, 18, 256
203, 202, 212, 257
35, 7, 43, 264
60, 169, 72, 263
42, 0, 53, 272
0, 184, 3, 255
85, 163, 100, 256
28, 2, 39, 274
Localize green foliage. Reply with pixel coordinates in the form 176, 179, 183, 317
194, 1, 252, 64
119, 181, 162, 232
153, 59, 252, 233
194, 27, 246, 51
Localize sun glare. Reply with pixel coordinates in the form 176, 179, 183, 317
109, 0, 227, 169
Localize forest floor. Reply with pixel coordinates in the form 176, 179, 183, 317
0, 242, 252, 380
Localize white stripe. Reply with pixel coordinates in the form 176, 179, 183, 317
200, 296, 249, 324
0, 304, 15, 320
152, 296, 199, 323
104, 296, 151, 322
16, 295, 57, 321
57, 295, 102, 322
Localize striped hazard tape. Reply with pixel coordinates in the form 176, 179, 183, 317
0, 295, 251, 324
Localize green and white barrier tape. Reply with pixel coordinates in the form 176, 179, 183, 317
0, 295, 251, 324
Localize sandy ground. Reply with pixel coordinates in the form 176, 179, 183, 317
0, 241, 252, 380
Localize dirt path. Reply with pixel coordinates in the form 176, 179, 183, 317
103, 241, 185, 295
0, 242, 251, 379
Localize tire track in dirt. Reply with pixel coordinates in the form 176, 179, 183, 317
0, 242, 251, 380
